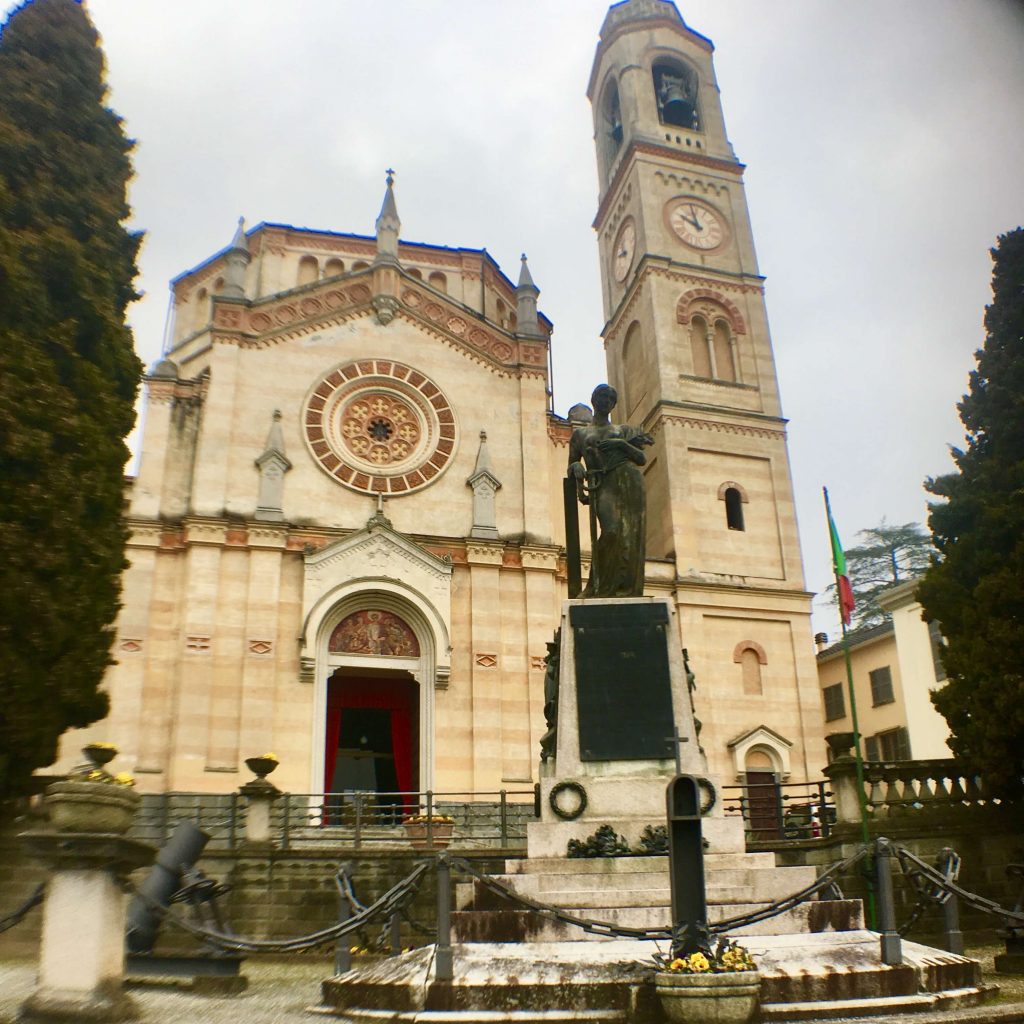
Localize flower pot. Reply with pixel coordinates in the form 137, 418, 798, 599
655, 970, 760, 1024
82, 743, 117, 769
44, 780, 140, 835
244, 756, 279, 781
403, 822, 454, 850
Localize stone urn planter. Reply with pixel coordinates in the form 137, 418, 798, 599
44, 780, 140, 834
403, 818, 454, 850
655, 970, 761, 1024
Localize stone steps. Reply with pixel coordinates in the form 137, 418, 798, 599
452, 899, 864, 942
501, 850, 780, 874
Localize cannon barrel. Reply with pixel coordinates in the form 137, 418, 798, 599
126, 820, 210, 954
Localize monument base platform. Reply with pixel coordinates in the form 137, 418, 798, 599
316, 935, 989, 1023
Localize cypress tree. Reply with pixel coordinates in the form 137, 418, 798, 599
918, 228, 1024, 798
0, 0, 142, 802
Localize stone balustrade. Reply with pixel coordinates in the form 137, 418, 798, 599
824, 757, 1001, 825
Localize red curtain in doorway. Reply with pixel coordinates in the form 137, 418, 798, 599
325, 678, 415, 800
323, 709, 343, 795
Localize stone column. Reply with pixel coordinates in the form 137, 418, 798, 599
240, 778, 281, 848
823, 755, 863, 826
20, 825, 154, 1023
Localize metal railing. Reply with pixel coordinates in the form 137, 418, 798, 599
131, 793, 246, 850
721, 780, 835, 841
129, 788, 539, 851
272, 789, 538, 851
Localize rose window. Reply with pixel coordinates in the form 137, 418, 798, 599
339, 391, 421, 467
302, 360, 457, 495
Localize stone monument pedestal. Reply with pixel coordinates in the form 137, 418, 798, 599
19, 832, 154, 1024
531, 596, 726, 858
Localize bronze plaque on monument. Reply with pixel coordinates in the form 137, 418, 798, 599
569, 603, 674, 761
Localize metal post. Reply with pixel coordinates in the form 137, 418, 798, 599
774, 778, 785, 839
389, 911, 402, 956
499, 790, 508, 847
435, 853, 453, 981
281, 793, 290, 851
818, 780, 830, 838
875, 838, 902, 965
228, 792, 238, 850
426, 791, 434, 847
335, 864, 352, 975
354, 793, 363, 851
943, 893, 964, 955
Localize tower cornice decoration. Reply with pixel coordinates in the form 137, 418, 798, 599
593, 142, 745, 231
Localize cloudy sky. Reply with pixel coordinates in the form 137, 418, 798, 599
29, 0, 1024, 630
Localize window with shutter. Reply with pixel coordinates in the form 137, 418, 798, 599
865, 735, 880, 761
869, 666, 894, 706
823, 683, 845, 722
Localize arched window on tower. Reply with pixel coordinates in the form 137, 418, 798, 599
428, 271, 447, 294
297, 255, 319, 286
689, 314, 712, 378
713, 319, 736, 382
733, 640, 766, 696
622, 321, 647, 419
719, 481, 748, 531
324, 258, 345, 277
652, 58, 700, 131
193, 287, 209, 331
602, 78, 623, 169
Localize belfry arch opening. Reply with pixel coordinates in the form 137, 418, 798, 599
652, 58, 700, 131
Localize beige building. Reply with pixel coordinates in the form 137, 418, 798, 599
816, 580, 952, 761
54, 0, 826, 797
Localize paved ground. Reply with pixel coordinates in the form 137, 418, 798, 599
0, 945, 1021, 1023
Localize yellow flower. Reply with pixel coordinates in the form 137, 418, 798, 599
261, 751, 278, 761
688, 953, 710, 972
113, 772, 135, 787
669, 958, 686, 971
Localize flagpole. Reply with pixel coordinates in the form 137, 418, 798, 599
823, 487, 876, 928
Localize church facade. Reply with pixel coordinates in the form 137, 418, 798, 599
54, 0, 825, 799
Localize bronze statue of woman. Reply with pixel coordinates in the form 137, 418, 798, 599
568, 384, 654, 597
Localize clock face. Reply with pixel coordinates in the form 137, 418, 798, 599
665, 198, 727, 251
612, 218, 636, 282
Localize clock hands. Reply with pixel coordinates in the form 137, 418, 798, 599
677, 205, 703, 232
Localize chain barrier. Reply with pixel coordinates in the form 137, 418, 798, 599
451, 846, 872, 940
897, 847, 960, 935
711, 845, 871, 933
0, 883, 44, 934
893, 842, 1024, 928
126, 860, 429, 954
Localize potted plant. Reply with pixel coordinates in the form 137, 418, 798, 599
403, 813, 455, 849
45, 745, 140, 835
244, 750, 280, 781
653, 935, 760, 1024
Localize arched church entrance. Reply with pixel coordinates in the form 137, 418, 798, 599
322, 609, 422, 816
325, 669, 419, 796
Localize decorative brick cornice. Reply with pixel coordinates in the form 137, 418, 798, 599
654, 412, 786, 441
676, 288, 746, 334
594, 141, 744, 230
520, 547, 560, 572
465, 541, 504, 566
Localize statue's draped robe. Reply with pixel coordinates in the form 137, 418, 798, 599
570, 423, 647, 598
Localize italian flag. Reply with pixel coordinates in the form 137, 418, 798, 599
825, 489, 856, 626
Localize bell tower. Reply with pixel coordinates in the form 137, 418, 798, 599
589, 0, 823, 783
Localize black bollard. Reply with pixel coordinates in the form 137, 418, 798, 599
435, 853, 453, 981
666, 774, 708, 956
874, 837, 902, 966
126, 820, 210, 954
334, 864, 353, 975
